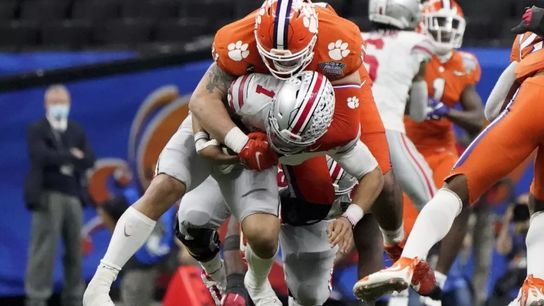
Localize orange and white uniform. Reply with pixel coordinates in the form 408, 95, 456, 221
405, 50, 481, 191
212, 3, 391, 174
444, 34, 544, 203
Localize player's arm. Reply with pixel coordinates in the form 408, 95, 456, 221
447, 84, 484, 136
484, 61, 518, 121
188, 63, 244, 147
189, 63, 276, 170
407, 61, 430, 122
327, 141, 384, 253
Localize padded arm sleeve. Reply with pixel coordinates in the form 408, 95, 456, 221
485, 61, 518, 121
331, 140, 379, 180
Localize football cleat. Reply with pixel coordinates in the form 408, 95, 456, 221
411, 260, 440, 297
201, 271, 225, 306
353, 257, 417, 301
508, 275, 544, 306
221, 292, 248, 306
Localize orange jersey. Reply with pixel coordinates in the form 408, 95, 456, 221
212, 6, 363, 81
511, 32, 544, 81
405, 50, 481, 149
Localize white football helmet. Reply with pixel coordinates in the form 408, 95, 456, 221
266, 71, 335, 155
368, 0, 422, 30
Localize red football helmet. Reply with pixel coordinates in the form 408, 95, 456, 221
254, 0, 318, 79
422, 0, 466, 54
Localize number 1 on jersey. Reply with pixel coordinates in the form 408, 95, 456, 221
256, 84, 275, 98
432, 78, 446, 101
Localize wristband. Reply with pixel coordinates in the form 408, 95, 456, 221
224, 127, 249, 154
342, 204, 364, 227
195, 139, 219, 153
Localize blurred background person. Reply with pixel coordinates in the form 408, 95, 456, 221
487, 194, 530, 306
96, 195, 176, 306
23, 84, 95, 306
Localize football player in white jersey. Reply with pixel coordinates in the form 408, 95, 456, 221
363, 0, 437, 213
361, 0, 437, 305
179, 71, 385, 306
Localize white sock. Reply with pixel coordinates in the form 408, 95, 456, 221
200, 253, 226, 286
526, 211, 544, 279
434, 271, 447, 290
245, 244, 276, 287
402, 189, 462, 259
381, 222, 405, 245
101, 207, 156, 270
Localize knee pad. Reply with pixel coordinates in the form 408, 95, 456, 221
175, 217, 220, 262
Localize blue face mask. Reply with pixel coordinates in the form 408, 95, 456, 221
47, 104, 70, 120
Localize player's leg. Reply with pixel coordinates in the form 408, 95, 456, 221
280, 221, 336, 306
427, 150, 471, 293
84, 116, 210, 306
354, 76, 544, 302
360, 130, 404, 259
221, 216, 250, 306
215, 168, 281, 306
354, 214, 384, 279
386, 130, 436, 210
510, 147, 544, 305
359, 82, 404, 250
176, 176, 230, 305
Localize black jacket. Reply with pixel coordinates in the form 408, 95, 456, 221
24, 118, 95, 210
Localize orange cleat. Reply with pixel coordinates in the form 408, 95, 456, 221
508, 275, 544, 306
353, 257, 417, 302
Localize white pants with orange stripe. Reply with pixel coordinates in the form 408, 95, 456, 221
385, 130, 436, 210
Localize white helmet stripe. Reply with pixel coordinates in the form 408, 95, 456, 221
274, 0, 292, 50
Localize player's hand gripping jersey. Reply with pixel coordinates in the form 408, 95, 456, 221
362, 30, 435, 133
405, 51, 481, 150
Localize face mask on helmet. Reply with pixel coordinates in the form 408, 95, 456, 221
266, 120, 308, 155
424, 12, 465, 53
254, 0, 319, 80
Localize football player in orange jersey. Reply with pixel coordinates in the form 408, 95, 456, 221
189, 0, 407, 296
401, 0, 485, 303
353, 7, 544, 306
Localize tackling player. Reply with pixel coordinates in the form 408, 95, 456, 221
353, 7, 544, 306
190, 0, 407, 273
181, 71, 384, 305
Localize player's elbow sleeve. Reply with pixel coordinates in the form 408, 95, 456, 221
334, 140, 379, 180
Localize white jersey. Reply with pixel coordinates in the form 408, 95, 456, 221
227, 73, 282, 132
362, 30, 435, 133
228, 73, 378, 180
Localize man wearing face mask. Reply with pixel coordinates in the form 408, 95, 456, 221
24, 84, 95, 306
